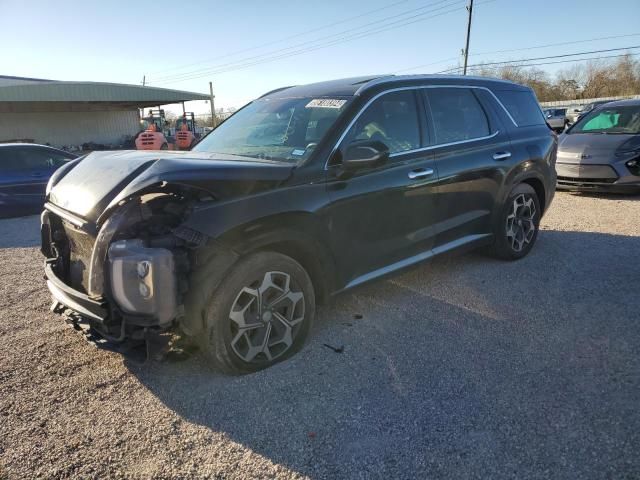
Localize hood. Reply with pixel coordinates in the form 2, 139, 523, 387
48, 150, 295, 222
557, 133, 637, 164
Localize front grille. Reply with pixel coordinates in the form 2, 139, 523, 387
557, 176, 617, 185
62, 221, 95, 293
555, 163, 618, 181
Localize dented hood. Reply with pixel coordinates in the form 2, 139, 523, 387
48, 150, 295, 222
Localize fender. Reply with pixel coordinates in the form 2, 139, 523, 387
182, 181, 329, 239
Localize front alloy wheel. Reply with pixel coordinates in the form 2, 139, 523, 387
202, 251, 315, 374
229, 271, 305, 363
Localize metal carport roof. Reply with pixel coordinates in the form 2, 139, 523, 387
0, 79, 209, 108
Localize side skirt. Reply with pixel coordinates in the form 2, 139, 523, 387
336, 233, 493, 293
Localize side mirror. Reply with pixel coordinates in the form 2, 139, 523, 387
342, 140, 389, 171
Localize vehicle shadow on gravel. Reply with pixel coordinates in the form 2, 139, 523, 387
125, 229, 640, 478
566, 191, 640, 201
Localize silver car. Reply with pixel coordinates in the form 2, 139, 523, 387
556, 99, 640, 193
543, 108, 568, 132
565, 105, 584, 125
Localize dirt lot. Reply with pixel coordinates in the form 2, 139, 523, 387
0, 192, 639, 479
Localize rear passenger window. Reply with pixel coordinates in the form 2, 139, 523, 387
494, 90, 545, 126
426, 88, 490, 144
344, 90, 421, 155
0, 149, 24, 171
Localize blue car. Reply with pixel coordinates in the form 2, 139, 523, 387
0, 143, 77, 218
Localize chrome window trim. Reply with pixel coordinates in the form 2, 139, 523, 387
388, 130, 500, 158
326, 84, 516, 170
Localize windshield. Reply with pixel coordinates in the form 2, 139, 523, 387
175, 118, 192, 131
192, 96, 351, 162
569, 104, 640, 134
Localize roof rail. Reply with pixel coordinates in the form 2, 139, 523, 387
353, 75, 395, 96
258, 85, 296, 98
353, 73, 523, 96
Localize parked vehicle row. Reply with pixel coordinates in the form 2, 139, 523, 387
545, 100, 616, 130
3, 74, 636, 373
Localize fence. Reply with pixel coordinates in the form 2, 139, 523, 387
540, 94, 640, 108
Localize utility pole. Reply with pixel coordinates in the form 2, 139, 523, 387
209, 81, 216, 128
142, 75, 146, 86
462, 0, 474, 75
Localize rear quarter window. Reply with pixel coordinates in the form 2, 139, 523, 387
494, 90, 545, 127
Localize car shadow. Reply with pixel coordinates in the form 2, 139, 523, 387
565, 191, 640, 201
0, 215, 41, 249
124, 229, 639, 477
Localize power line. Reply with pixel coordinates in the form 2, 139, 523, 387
435, 45, 640, 73
148, 0, 472, 84
150, 0, 464, 83
393, 32, 640, 73
463, 52, 639, 71
147, 0, 410, 76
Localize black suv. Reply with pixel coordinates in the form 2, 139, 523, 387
41, 75, 556, 373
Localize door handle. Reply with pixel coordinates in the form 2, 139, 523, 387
493, 151, 511, 161
408, 168, 434, 179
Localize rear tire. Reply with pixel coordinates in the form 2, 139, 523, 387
201, 251, 315, 374
487, 183, 541, 260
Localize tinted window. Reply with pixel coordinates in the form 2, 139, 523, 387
344, 90, 420, 155
495, 90, 545, 126
305, 106, 342, 144
18, 148, 69, 169
426, 88, 490, 144
0, 149, 25, 171
570, 105, 640, 134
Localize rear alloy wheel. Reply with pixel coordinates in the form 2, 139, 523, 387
202, 252, 315, 374
505, 193, 537, 253
488, 183, 541, 260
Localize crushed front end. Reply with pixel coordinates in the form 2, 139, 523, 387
41, 194, 194, 347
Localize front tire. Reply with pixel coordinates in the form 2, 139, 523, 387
488, 183, 541, 260
201, 251, 315, 374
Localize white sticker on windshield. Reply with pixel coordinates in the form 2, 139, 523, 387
291, 149, 306, 156
306, 98, 347, 109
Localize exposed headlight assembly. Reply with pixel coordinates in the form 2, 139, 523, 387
108, 239, 177, 325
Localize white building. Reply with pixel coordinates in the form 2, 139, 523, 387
0, 75, 209, 148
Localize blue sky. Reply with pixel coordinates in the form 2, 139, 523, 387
2, 0, 639, 113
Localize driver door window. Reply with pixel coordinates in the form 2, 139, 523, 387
344, 90, 421, 156
20, 148, 69, 170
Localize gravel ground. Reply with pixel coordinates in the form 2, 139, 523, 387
1, 192, 639, 479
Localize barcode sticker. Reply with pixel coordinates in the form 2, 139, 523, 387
305, 99, 347, 109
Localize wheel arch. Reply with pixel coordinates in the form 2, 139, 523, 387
217, 211, 338, 305
520, 176, 547, 214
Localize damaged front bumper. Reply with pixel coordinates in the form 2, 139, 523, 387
42, 202, 182, 339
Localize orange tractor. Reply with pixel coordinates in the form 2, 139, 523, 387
174, 112, 200, 150
135, 109, 169, 150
